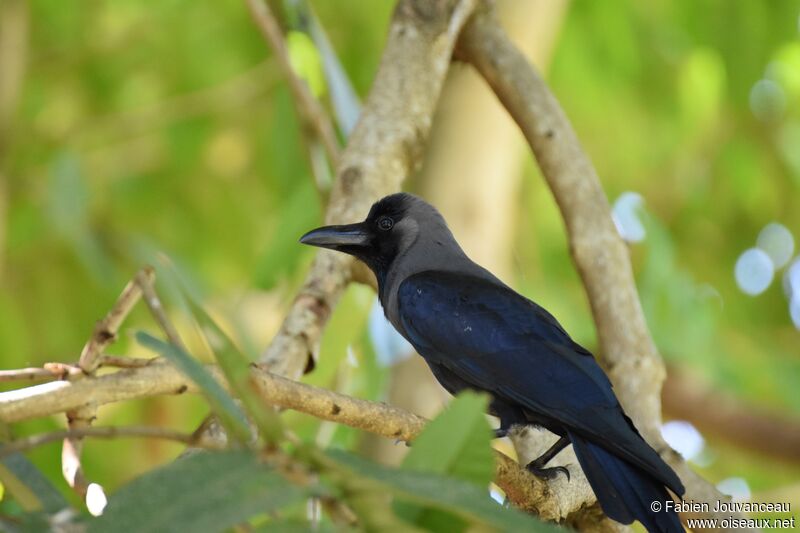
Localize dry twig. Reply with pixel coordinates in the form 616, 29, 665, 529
0, 367, 62, 383
63, 267, 161, 505
663, 366, 800, 463
63, 268, 154, 502
245, 0, 341, 169
77, 267, 152, 374
2, 426, 217, 459
135, 269, 186, 351
0, 356, 154, 383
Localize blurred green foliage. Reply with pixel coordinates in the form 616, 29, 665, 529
1, 0, 799, 527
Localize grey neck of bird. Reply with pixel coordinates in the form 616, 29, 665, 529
378, 228, 491, 328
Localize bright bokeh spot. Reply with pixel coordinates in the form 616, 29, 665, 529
769, 43, 800, 97
756, 222, 795, 269
749, 78, 786, 122
86, 483, 108, 516
612, 192, 646, 243
782, 257, 800, 298
490, 487, 505, 505
368, 299, 413, 367
661, 420, 704, 462
790, 295, 800, 330
678, 48, 726, 132
717, 477, 751, 502
735, 248, 774, 295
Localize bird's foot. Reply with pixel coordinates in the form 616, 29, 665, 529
525, 462, 571, 482
493, 428, 508, 439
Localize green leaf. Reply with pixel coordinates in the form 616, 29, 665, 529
0, 454, 68, 513
253, 518, 335, 532
402, 391, 493, 485
398, 392, 493, 529
287, 0, 361, 136
287, 31, 325, 98
327, 450, 554, 532
182, 294, 284, 444
135, 331, 251, 443
90, 450, 307, 533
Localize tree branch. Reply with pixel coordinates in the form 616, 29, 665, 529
0, 367, 61, 383
135, 269, 186, 351
457, 4, 746, 528
62, 269, 152, 505
663, 366, 800, 463
0, 426, 221, 458
458, 6, 661, 429
0, 360, 564, 520
77, 267, 152, 374
0, 357, 154, 383
259, 0, 477, 381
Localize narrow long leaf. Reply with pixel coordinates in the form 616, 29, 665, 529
398, 391, 493, 527
327, 450, 555, 532
135, 332, 250, 443
0, 454, 68, 513
288, 0, 361, 136
90, 450, 306, 533
402, 391, 493, 485
183, 296, 284, 444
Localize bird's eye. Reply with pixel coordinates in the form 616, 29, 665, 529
377, 216, 394, 231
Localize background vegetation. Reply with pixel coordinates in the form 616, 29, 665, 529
1, 0, 798, 529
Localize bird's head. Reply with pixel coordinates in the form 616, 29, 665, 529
299, 192, 453, 282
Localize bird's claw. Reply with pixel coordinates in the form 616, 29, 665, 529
526, 463, 571, 482
493, 428, 508, 439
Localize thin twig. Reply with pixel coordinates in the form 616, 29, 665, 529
98, 355, 156, 369
2, 426, 219, 459
134, 269, 186, 351
0, 367, 61, 383
245, 0, 341, 169
77, 267, 153, 374
62, 405, 94, 499
0, 357, 154, 384
67, 267, 154, 504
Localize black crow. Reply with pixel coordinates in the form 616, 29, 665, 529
300, 192, 684, 532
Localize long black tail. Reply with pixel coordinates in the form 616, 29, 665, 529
569, 431, 683, 533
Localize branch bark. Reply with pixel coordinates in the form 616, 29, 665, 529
457, 4, 743, 528
65, 267, 154, 504
259, 0, 477, 381
0, 360, 560, 519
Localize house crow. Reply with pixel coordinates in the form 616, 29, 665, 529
300, 192, 684, 532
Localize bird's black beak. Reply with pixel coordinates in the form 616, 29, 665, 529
299, 223, 370, 251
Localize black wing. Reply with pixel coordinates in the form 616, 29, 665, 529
397, 270, 681, 491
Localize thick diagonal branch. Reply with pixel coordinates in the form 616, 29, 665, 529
259, 0, 476, 380
459, 9, 661, 428
458, 6, 742, 528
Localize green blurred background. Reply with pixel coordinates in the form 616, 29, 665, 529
1, 0, 798, 514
